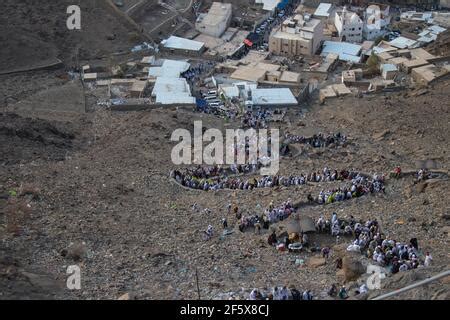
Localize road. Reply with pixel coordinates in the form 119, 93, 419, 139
125, 0, 145, 14
148, 0, 195, 34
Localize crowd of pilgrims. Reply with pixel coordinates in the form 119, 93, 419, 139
345, 219, 432, 272
170, 166, 386, 204
182, 61, 215, 83
285, 132, 347, 148
241, 109, 274, 129
249, 286, 313, 300
315, 212, 433, 273
235, 200, 295, 233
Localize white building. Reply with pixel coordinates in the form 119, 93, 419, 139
400, 11, 433, 23
417, 25, 447, 45
152, 78, 196, 104
195, 2, 232, 38
313, 3, 335, 23
160, 36, 205, 53
321, 41, 362, 63
388, 36, 419, 49
251, 88, 298, 107
149, 60, 196, 105
334, 7, 364, 43
269, 14, 324, 57
363, 4, 391, 41
219, 82, 297, 107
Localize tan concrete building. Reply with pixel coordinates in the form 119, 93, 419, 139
195, 2, 232, 38
412, 64, 450, 85
269, 14, 324, 57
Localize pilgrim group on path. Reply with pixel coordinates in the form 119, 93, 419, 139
284, 132, 347, 148
171, 166, 386, 209
187, 168, 437, 300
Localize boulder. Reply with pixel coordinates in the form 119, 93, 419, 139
332, 244, 348, 257
342, 255, 365, 282
415, 182, 428, 193
307, 256, 326, 268
336, 269, 346, 282
61, 242, 87, 262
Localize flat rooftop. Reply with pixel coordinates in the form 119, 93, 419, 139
200, 2, 232, 27
161, 36, 204, 51
314, 3, 333, 18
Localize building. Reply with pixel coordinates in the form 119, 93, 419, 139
321, 41, 362, 63
313, 3, 335, 23
319, 83, 351, 103
195, 2, 232, 38
140, 56, 156, 65
410, 48, 438, 61
417, 25, 447, 45
401, 58, 429, 73
400, 11, 433, 23
219, 82, 298, 107
334, 7, 364, 43
368, 79, 396, 92
342, 68, 363, 82
149, 59, 195, 105
411, 64, 450, 85
148, 59, 190, 79
387, 56, 409, 68
255, 0, 283, 12
251, 88, 298, 107
195, 29, 249, 58
269, 14, 324, 57
388, 36, 419, 49
363, 4, 391, 41
433, 12, 450, 28
160, 36, 205, 55
380, 63, 398, 80
130, 80, 148, 98
152, 77, 196, 104
229, 62, 301, 85
83, 73, 97, 82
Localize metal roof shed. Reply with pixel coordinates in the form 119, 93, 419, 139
314, 3, 333, 18
321, 41, 362, 63
251, 88, 298, 106
152, 77, 195, 105
161, 36, 205, 52
148, 60, 190, 78
388, 36, 418, 49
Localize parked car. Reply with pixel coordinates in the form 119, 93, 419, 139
113, 0, 124, 7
